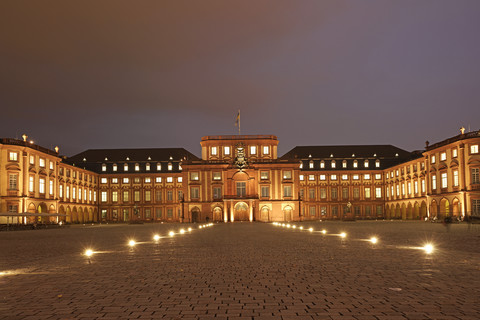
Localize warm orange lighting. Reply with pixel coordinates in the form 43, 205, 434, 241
322, 229, 327, 234
340, 232, 346, 238
153, 234, 160, 241
179, 229, 185, 234
85, 249, 94, 257
169, 231, 175, 236
423, 244, 434, 254
370, 237, 378, 244
309, 227, 313, 232
188, 227, 192, 232
128, 240, 136, 247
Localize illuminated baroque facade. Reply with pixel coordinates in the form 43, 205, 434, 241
1, 130, 479, 224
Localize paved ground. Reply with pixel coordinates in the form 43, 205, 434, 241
1, 221, 479, 320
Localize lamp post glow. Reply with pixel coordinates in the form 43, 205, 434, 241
423, 244, 434, 254
153, 234, 160, 241
85, 249, 94, 257
340, 232, 346, 238
370, 237, 378, 244
169, 231, 175, 237
309, 227, 313, 232
188, 227, 192, 232
179, 229, 185, 234
322, 229, 327, 234
128, 240, 136, 247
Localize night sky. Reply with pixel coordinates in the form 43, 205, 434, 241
1, 1, 479, 157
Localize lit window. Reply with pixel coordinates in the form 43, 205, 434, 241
353, 160, 358, 168
299, 162, 303, 169
155, 177, 162, 183
168, 163, 173, 171
179, 164, 182, 171
402, 184, 405, 196
145, 177, 151, 183
283, 171, 292, 180
375, 160, 380, 168
112, 178, 118, 183
250, 146, 256, 155
364, 160, 369, 168
213, 172, 222, 180
263, 146, 269, 155
49, 161, 54, 170
134, 177, 140, 184
124, 163, 128, 171
471, 168, 479, 184
112, 191, 118, 202
66, 186, 70, 199
365, 187, 371, 198
319, 174, 326, 181
260, 186, 269, 198
452, 149, 458, 158
396, 185, 399, 196
331, 174, 337, 181
9, 152, 18, 161
59, 185, 63, 198
396, 170, 399, 177
299, 174, 304, 181
342, 160, 347, 168
39, 178, 45, 194
441, 172, 447, 188
134, 163, 140, 171
309, 175, 315, 181
113, 164, 117, 171
190, 172, 199, 181
375, 174, 381, 180
134, 190, 140, 202
353, 174, 359, 180
261, 171, 269, 180
331, 160, 336, 169
101, 178, 107, 184
453, 170, 459, 187
73, 187, 76, 199
89, 190, 92, 201
414, 180, 418, 194
146, 163, 150, 171
364, 174, 370, 180
440, 152, 447, 161
224, 146, 231, 156
431, 155, 436, 164
283, 185, 292, 197
375, 187, 382, 198
102, 164, 107, 172
320, 161, 325, 169
408, 182, 411, 194
211, 146, 218, 156
157, 163, 161, 171
29, 155, 35, 165
101, 191, 107, 202
432, 175, 437, 190
29, 176, 34, 192
167, 177, 173, 183
123, 191, 129, 202
177, 177, 182, 183
39, 158, 45, 168
342, 174, 348, 180
421, 179, 426, 193
309, 161, 314, 169
471, 145, 479, 154
123, 178, 129, 183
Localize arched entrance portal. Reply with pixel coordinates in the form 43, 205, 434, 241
191, 207, 200, 223
37, 203, 48, 223
261, 206, 270, 222
440, 198, 450, 220
213, 207, 223, 222
283, 206, 293, 222
234, 202, 249, 221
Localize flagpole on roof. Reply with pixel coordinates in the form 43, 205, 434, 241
235, 110, 241, 135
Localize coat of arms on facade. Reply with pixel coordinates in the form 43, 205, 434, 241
234, 143, 248, 170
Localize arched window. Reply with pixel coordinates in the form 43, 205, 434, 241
101, 164, 107, 172
331, 160, 336, 169
146, 163, 150, 171
135, 163, 140, 171
364, 160, 369, 168
113, 163, 117, 172
320, 160, 325, 169
156, 163, 161, 171
342, 160, 347, 168
353, 160, 358, 168
309, 161, 314, 169
124, 163, 128, 171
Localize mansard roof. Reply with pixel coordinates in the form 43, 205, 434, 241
281, 145, 412, 160
68, 148, 199, 164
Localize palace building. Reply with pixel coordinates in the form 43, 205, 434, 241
1, 129, 479, 224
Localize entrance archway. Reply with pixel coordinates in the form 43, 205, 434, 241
191, 207, 200, 223
213, 207, 223, 222
420, 201, 427, 220
37, 203, 48, 223
234, 202, 249, 221
430, 200, 438, 220
440, 198, 450, 220
414, 202, 420, 220
406, 203, 413, 220
283, 206, 293, 222
452, 198, 460, 219
261, 206, 270, 222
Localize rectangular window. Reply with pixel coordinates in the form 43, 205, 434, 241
123, 191, 129, 202
168, 163, 173, 171
167, 208, 173, 218
364, 160, 369, 168
308, 174, 315, 181
9, 152, 18, 161
261, 186, 269, 198
332, 206, 338, 216
178, 190, 183, 200
376, 205, 383, 216
89, 190, 92, 202
145, 177, 151, 183
309, 188, 315, 200
101, 191, 107, 202
375, 187, 382, 199
299, 174, 304, 181
39, 158, 45, 167
134, 190, 140, 202
146, 163, 151, 171
472, 168, 480, 184
364, 174, 370, 180
473, 199, 480, 215
432, 175, 437, 190
190, 172, 199, 181
440, 152, 447, 161
29, 176, 34, 192
155, 177, 162, 183
331, 161, 336, 169
39, 178, 45, 194
167, 177, 173, 183
365, 206, 371, 216
342, 188, 348, 200
250, 146, 256, 155
319, 175, 326, 181
29, 155, 35, 165
453, 170, 459, 187
354, 206, 361, 216
145, 208, 151, 219
191, 187, 200, 199
177, 177, 182, 183
408, 182, 411, 195
94, 191, 97, 202
213, 187, 222, 199
441, 172, 448, 189
101, 209, 107, 219
365, 187, 371, 199
375, 160, 380, 168
342, 174, 348, 180
353, 188, 359, 199
236, 182, 246, 197
213, 172, 222, 180
283, 171, 292, 180
320, 161, 325, 169
134, 177, 140, 184
102, 164, 107, 172
224, 146, 231, 156
421, 179, 426, 193
283, 185, 292, 197
123, 178, 129, 184
59, 185, 63, 198
353, 174, 359, 180
431, 155, 436, 164
112, 191, 118, 202
396, 185, 399, 196
113, 164, 117, 171
50, 180, 54, 195
66, 186, 70, 199
211, 146, 218, 156
331, 188, 337, 199
309, 206, 316, 216
320, 188, 326, 199
471, 145, 479, 154
155, 190, 162, 202
156, 208, 162, 219
9, 174, 18, 190
452, 149, 458, 158
260, 171, 269, 180
101, 178, 107, 184
330, 174, 337, 181
156, 163, 161, 171
263, 146, 269, 155
414, 180, 418, 194
321, 206, 326, 216
124, 163, 129, 171
167, 190, 173, 201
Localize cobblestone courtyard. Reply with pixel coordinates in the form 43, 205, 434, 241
1, 221, 479, 320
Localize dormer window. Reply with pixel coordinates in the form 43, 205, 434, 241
375, 160, 380, 168
102, 164, 107, 172
179, 163, 182, 171
168, 163, 173, 171
124, 163, 128, 171
320, 161, 325, 169
353, 160, 358, 168
342, 160, 347, 168
146, 163, 151, 171
364, 160, 369, 168
309, 161, 314, 169
135, 163, 140, 171
157, 163, 161, 171
331, 160, 336, 169
299, 162, 303, 169
113, 164, 117, 171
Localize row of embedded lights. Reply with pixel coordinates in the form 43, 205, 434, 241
271, 222, 434, 254
84, 223, 215, 257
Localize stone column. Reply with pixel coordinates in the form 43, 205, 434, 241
249, 200, 253, 222
230, 201, 234, 222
